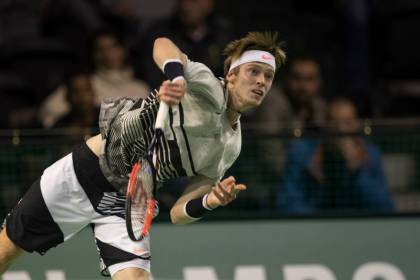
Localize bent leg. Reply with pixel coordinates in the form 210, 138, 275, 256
92, 215, 151, 278
112, 267, 150, 280
0, 229, 24, 274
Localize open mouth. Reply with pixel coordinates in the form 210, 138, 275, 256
251, 89, 264, 96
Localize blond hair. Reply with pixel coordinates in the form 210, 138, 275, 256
223, 31, 286, 76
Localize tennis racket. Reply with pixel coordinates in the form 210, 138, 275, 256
125, 101, 169, 241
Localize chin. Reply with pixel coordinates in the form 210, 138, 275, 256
253, 96, 265, 106
246, 99, 262, 109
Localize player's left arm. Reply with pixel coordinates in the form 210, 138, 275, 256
170, 175, 246, 225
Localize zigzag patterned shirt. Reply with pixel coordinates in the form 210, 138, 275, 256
98, 59, 242, 194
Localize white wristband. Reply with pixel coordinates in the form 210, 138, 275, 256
202, 193, 215, 210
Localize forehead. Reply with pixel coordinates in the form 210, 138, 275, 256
242, 62, 275, 73
291, 60, 319, 74
329, 102, 357, 118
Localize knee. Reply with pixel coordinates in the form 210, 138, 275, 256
112, 267, 150, 280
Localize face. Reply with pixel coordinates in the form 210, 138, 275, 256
94, 35, 126, 70
328, 101, 359, 133
227, 62, 275, 112
286, 59, 321, 103
68, 75, 95, 110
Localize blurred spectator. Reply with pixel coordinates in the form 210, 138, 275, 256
38, 29, 150, 128
92, 29, 150, 102
245, 56, 326, 134
135, 0, 236, 88
277, 97, 394, 215
53, 71, 98, 130
229, 56, 327, 210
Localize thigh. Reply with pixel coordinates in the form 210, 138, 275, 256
92, 215, 151, 277
40, 153, 99, 239
5, 153, 97, 254
0, 229, 24, 261
4, 178, 65, 254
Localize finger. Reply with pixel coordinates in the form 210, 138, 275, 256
163, 90, 184, 98
219, 180, 239, 199
217, 182, 232, 197
216, 183, 237, 204
161, 80, 171, 87
160, 96, 181, 106
234, 184, 247, 192
212, 187, 229, 205
161, 86, 185, 98
166, 82, 185, 91
222, 177, 238, 193
167, 81, 184, 87
220, 176, 235, 186
231, 184, 246, 198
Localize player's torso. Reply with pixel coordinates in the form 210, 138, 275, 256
166, 92, 242, 181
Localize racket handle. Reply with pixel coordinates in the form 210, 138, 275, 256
155, 101, 169, 130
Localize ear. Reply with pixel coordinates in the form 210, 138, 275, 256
226, 71, 236, 83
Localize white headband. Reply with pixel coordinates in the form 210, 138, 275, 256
229, 50, 276, 73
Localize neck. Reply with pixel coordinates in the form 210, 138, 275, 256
226, 105, 241, 129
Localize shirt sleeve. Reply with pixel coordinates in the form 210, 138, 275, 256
98, 94, 157, 188
184, 58, 226, 113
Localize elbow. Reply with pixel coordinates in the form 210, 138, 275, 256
170, 206, 191, 225
154, 37, 171, 50
169, 207, 182, 225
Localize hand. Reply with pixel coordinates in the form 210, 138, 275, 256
337, 138, 365, 170
157, 79, 186, 106
206, 176, 247, 209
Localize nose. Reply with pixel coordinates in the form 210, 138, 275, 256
256, 73, 266, 86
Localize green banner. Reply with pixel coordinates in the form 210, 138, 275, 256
5, 217, 420, 280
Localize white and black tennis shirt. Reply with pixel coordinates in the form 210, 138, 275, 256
98, 59, 242, 193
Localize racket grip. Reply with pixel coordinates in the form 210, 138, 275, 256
155, 101, 169, 130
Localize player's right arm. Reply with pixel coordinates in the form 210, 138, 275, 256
152, 37, 187, 106
153, 37, 224, 112
153, 37, 187, 70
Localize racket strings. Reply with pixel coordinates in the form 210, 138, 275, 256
128, 159, 156, 240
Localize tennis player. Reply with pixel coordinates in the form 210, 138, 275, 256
0, 32, 286, 279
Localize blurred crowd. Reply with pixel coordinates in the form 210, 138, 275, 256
1, 0, 420, 217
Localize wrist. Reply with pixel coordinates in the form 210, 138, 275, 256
163, 59, 184, 81
183, 194, 215, 220
203, 193, 216, 210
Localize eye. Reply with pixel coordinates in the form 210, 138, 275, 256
265, 73, 274, 81
248, 68, 260, 75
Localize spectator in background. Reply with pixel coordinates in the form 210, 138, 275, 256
277, 97, 393, 215
91, 29, 150, 102
135, 0, 236, 88
53, 71, 98, 130
234, 56, 327, 202
245, 56, 326, 134
38, 29, 149, 128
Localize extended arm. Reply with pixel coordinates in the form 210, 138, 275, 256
170, 175, 246, 225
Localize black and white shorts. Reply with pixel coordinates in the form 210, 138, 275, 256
5, 143, 151, 277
